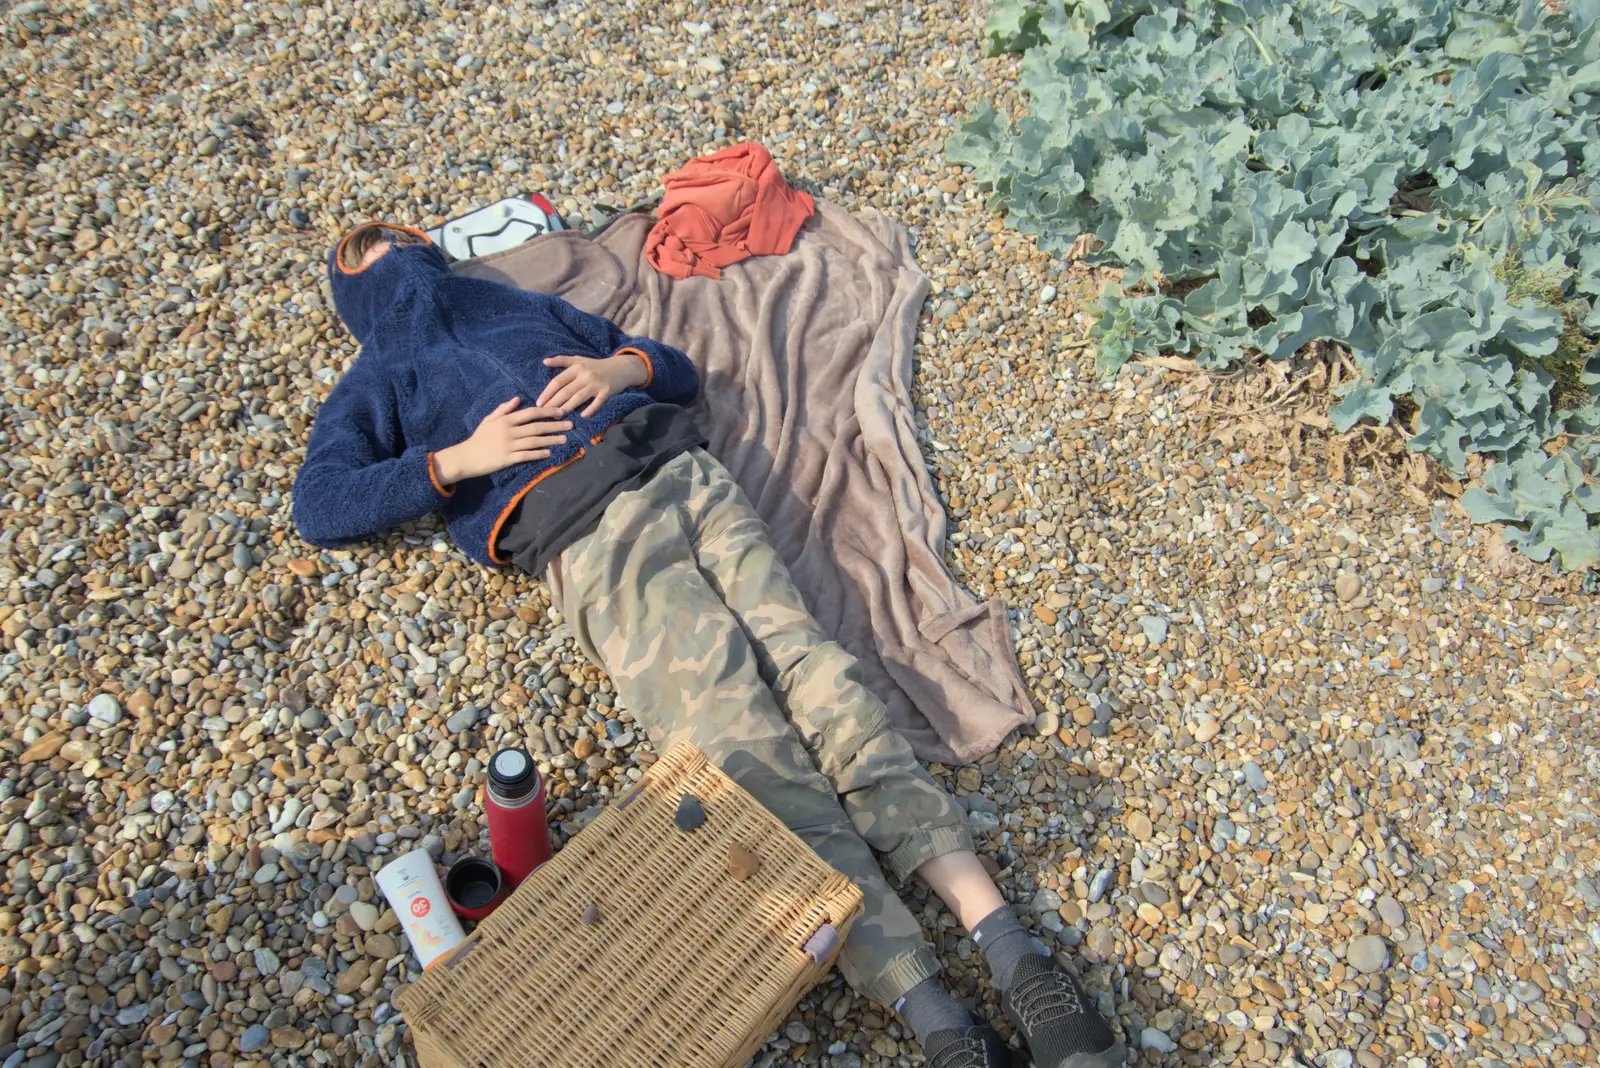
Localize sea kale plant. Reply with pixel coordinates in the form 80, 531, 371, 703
950, 0, 1600, 570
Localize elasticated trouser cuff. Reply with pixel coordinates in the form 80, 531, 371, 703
859, 942, 945, 1008
885, 822, 976, 883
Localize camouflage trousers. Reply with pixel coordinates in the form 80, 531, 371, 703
546, 447, 974, 1006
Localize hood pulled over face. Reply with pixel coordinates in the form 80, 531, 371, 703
326, 222, 452, 347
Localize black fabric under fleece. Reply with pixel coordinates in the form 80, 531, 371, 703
496, 402, 706, 576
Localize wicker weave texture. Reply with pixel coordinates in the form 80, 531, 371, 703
397, 742, 864, 1068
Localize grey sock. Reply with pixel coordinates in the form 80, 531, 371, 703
893, 976, 975, 1048
973, 906, 1047, 992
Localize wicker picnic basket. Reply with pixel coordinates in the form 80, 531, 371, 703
396, 742, 864, 1068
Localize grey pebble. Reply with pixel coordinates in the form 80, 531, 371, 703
1241, 761, 1268, 792
675, 794, 706, 832
445, 706, 481, 733
87, 694, 123, 725
1346, 935, 1388, 975
1139, 1027, 1177, 1053
238, 1024, 270, 1053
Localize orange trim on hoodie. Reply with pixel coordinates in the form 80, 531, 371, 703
334, 222, 434, 275
615, 346, 653, 387
426, 453, 456, 497
486, 450, 585, 565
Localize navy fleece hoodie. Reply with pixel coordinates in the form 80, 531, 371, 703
292, 225, 699, 565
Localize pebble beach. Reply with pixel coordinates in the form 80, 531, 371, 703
1, 0, 1597, 1066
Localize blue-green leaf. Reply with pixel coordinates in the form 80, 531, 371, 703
1330, 381, 1394, 432
1461, 486, 1523, 524
1263, 221, 1319, 274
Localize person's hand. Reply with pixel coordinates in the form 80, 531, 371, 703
431, 398, 572, 485
537, 352, 649, 416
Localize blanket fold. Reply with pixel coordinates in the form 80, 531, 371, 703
457, 203, 1032, 765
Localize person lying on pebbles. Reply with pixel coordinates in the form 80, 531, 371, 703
291, 221, 1124, 1068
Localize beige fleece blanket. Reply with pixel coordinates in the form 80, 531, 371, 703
457, 204, 1031, 765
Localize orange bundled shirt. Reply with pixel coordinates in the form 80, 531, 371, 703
645, 143, 815, 281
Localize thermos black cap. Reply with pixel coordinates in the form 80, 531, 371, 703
489, 748, 538, 801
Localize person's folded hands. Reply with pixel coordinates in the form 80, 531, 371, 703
432, 398, 572, 485
538, 353, 649, 416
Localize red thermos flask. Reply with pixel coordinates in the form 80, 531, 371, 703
483, 748, 552, 889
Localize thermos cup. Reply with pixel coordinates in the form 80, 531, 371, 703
483, 747, 552, 888
444, 856, 506, 921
